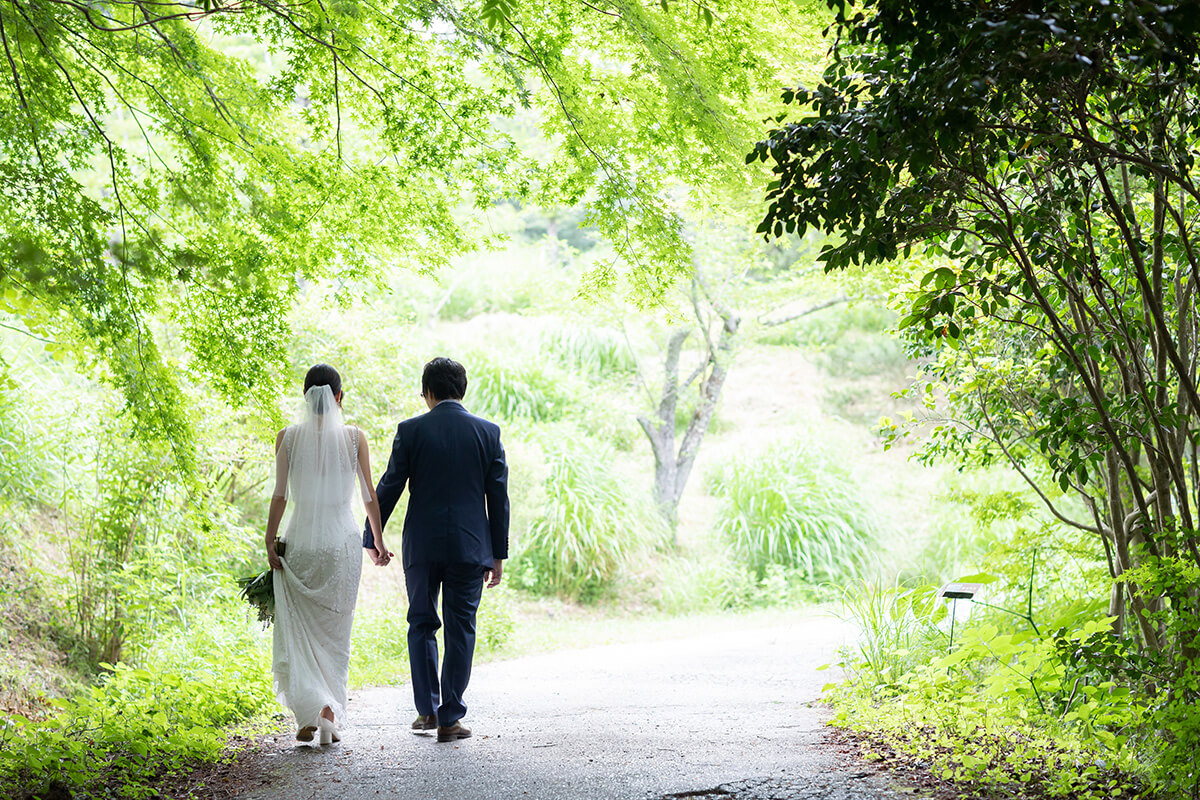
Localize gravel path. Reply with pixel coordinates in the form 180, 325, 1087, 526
236, 613, 921, 800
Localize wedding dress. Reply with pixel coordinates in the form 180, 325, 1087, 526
271, 385, 367, 735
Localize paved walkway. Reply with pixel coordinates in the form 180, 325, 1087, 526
238, 614, 915, 800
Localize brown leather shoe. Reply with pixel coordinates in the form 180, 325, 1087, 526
437, 722, 472, 742
296, 726, 317, 742
411, 714, 437, 732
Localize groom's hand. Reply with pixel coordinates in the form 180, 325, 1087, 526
369, 547, 394, 567
485, 559, 503, 588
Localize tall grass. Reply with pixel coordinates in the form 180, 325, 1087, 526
514, 439, 664, 602
707, 438, 878, 584
468, 361, 571, 423
836, 578, 946, 690
539, 325, 636, 376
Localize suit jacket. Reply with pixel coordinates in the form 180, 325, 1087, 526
364, 400, 509, 570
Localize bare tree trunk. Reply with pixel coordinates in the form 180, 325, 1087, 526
636, 275, 741, 542
638, 329, 690, 533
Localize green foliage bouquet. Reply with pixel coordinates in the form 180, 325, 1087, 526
237, 541, 283, 626
237, 570, 276, 626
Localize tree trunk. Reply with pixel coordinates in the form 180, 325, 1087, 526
636, 278, 741, 542
638, 329, 690, 536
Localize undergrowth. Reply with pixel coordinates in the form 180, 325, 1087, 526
829, 506, 1193, 799
0, 608, 275, 800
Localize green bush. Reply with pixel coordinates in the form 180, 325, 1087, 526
707, 439, 878, 585
513, 439, 663, 602
830, 551, 1195, 798
828, 613, 1149, 800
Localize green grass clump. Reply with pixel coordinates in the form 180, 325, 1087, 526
514, 440, 663, 602
539, 324, 636, 376
837, 578, 946, 688
468, 361, 573, 423
708, 438, 877, 585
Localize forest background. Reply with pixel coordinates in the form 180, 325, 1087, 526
2, 1, 1198, 799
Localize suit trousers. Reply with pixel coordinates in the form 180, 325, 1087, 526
404, 562, 485, 726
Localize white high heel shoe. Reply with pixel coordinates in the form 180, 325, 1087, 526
318, 716, 339, 745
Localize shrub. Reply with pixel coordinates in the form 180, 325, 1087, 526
828, 613, 1150, 800
708, 438, 878, 585
829, 558, 1189, 798
513, 439, 663, 602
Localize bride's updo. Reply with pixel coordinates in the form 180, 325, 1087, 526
304, 363, 342, 415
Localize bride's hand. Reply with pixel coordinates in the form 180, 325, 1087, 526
369, 546, 393, 567
267, 548, 284, 570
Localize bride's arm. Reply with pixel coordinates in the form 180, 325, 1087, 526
266, 429, 287, 569
357, 429, 390, 565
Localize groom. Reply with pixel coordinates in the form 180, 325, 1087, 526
364, 357, 509, 743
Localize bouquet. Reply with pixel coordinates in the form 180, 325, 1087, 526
238, 541, 284, 626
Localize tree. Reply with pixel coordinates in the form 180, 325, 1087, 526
750, 0, 1200, 663
637, 269, 739, 536
635, 221, 871, 536
1, 0, 815, 464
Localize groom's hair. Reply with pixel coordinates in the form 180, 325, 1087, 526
304, 363, 342, 396
422, 357, 467, 401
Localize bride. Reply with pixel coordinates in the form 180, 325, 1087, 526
264, 363, 390, 745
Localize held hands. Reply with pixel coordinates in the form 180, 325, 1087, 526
369, 545, 394, 567
485, 559, 503, 588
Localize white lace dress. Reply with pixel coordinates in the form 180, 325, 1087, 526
271, 421, 364, 733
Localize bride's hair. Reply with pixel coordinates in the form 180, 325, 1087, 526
304, 363, 342, 396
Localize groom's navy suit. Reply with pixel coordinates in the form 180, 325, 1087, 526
364, 399, 509, 727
